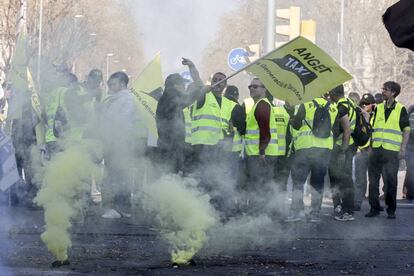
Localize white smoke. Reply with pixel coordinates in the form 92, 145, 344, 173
130, 0, 238, 74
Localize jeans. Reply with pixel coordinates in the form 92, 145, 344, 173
290, 148, 331, 214
245, 156, 277, 213
274, 156, 291, 192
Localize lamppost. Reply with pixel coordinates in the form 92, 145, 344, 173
266, 0, 276, 53
73, 14, 84, 75
37, 0, 43, 91
106, 53, 114, 80
339, 0, 344, 66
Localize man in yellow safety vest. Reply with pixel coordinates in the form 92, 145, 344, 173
328, 85, 355, 221
285, 93, 338, 222
244, 78, 278, 213
365, 81, 411, 219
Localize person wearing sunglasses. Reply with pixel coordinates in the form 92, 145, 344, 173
243, 78, 278, 213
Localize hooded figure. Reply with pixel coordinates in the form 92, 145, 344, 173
156, 59, 205, 173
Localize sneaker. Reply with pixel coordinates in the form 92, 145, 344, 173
102, 209, 121, 219
365, 210, 380, 217
335, 212, 355, 221
307, 213, 321, 223
285, 214, 302, 223
334, 205, 342, 215
387, 213, 396, 219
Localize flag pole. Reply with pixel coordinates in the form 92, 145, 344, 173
211, 37, 298, 88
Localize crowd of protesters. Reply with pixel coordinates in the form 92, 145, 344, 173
1, 57, 413, 223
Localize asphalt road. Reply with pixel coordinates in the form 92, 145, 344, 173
0, 198, 413, 276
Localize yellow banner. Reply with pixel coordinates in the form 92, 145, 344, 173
246, 36, 352, 105
130, 53, 163, 138
27, 68, 43, 122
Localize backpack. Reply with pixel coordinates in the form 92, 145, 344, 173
306, 100, 332, 138
347, 99, 373, 146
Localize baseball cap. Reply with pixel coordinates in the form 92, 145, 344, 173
360, 93, 375, 105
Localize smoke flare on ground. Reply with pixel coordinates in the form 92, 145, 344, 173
141, 174, 218, 264
34, 141, 102, 261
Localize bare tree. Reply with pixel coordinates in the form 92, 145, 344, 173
202, 0, 413, 105
0, 0, 144, 93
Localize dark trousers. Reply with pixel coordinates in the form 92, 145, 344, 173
404, 147, 414, 200
329, 145, 356, 214
190, 144, 219, 175
274, 156, 291, 192
245, 156, 276, 213
368, 148, 399, 213
191, 144, 233, 212
354, 149, 369, 206
291, 148, 331, 214
158, 141, 185, 174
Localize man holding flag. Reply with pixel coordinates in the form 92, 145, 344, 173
156, 58, 206, 174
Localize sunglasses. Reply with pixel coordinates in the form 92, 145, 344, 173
248, 84, 265, 89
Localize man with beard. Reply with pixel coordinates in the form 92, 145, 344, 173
366, 81, 410, 219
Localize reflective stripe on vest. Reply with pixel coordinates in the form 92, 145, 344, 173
183, 107, 192, 144
274, 106, 290, 156
244, 98, 278, 156
294, 98, 337, 150
191, 92, 223, 145
371, 102, 403, 151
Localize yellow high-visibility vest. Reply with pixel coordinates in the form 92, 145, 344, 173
220, 98, 243, 152
191, 92, 223, 145
45, 87, 66, 143
274, 106, 290, 156
294, 98, 338, 150
371, 102, 403, 152
183, 107, 192, 144
243, 97, 255, 115
245, 98, 278, 156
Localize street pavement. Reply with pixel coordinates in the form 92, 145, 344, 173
0, 195, 413, 276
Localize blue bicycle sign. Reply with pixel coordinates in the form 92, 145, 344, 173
227, 48, 250, 71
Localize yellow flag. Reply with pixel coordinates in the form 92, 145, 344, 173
27, 68, 43, 122
130, 53, 163, 138
246, 36, 352, 105
7, 31, 29, 120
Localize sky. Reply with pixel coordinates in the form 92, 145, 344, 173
129, 0, 239, 76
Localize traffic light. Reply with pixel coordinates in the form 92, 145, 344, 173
276, 6, 317, 47
276, 6, 301, 41
301, 20, 316, 43
245, 44, 260, 63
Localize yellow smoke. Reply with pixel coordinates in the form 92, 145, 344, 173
34, 140, 102, 261
143, 174, 217, 265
